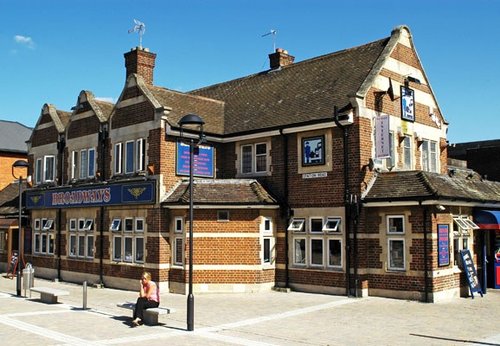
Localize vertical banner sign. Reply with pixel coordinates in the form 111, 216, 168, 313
459, 249, 483, 299
375, 115, 390, 158
176, 142, 214, 178
437, 224, 450, 266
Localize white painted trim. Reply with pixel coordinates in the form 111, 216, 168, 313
163, 205, 279, 209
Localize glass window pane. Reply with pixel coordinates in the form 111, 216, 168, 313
263, 238, 271, 263
242, 145, 252, 173
88, 149, 95, 177
403, 137, 412, 170
175, 238, 183, 265
389, 240, 405, 269
311, 239, 323, 265
70, 235, 77, 257
48, 234, 55, 254
294, 239, 306, 264
126, 141, 134, 173
388, 216, 404, 233
80, 150, 88, 178
328, 239, 342, 267
41, 234, 47, 253
113, 236, 122, 261
125, 218, 133, 232
114, 143, 122, 174
135, 237, 144, 262
124, 237, 133, 262
87, 235, 94, 258
310, 218, 323, 233
45, 156, 55, 181
78, 235, 85, 257
34, 233, 41, 253
255, 143, 267, 172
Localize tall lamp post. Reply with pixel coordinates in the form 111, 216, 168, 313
12, 160, 29, 297
178, 113, 205, 332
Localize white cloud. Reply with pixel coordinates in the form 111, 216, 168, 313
95, 97, 116, 104
14, 35, 35, 49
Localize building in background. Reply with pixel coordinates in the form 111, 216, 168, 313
448, 139, 500, 182
0, 120, 31, 272
23, 26, 500, 302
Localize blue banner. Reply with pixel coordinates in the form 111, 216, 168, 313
176, 142, 214, 178
26, 181, 156, 209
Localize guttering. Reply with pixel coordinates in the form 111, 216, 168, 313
423, 205, 429, 303
165, 112, 354, 144
162, 204, 279, 209
280, 128, 290, 289
364, 199, 500, 208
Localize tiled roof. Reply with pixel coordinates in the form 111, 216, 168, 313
163, 179, 277, 205
364, 171, 500, 204
0, 181, 27, 216
189, 37, 390, 135
147, 85, 225, 135
0, 120, 32, 153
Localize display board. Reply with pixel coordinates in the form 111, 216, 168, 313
459, 249, 483, 298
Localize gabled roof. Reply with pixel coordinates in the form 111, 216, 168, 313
147, 85, 225, 135
0, 120, 32, 154
163, 179, 278, 206
189, 37, 390, 135
363, 171, 500, 204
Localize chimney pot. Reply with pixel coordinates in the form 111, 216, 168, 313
269, 48, 295, 70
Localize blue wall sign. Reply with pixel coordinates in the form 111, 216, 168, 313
26, 181, 156, 209
176, 142, 214, 178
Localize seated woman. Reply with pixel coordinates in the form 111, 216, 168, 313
132, 271, 159, 326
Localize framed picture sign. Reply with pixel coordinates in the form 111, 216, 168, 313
437, 224, 450, 266
400, 86, 415, 122
302, 136, 325, 166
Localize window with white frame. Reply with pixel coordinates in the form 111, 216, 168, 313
240, 142, 268, 174
34, 156, 56, 184
384, 132, 395, 169
114, 143, 123, 174
33, 218, 55, 255
115, 139, 146, 175
289, 216, 344, 269
173, 216, 184, 265
387, 215, 405, 234
68, 218, 94, 259
44, 156, 55, 182
261, 217, 274, 265
388, 239, 405, 270
452, 216, 478, 265
75, 148, 96, 179
71, 151, 78, 179
403, 136, 412, 170
422, 140, 438, 173
111, 217, 144, 263
386, 215, 405, 271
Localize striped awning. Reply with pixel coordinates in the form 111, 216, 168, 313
474, 210, 500, 230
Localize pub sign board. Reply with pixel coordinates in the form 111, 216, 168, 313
26, 181, 156, 209
459, 249, 483, 298
176, 142, 214, 178
437, 224, 450, 266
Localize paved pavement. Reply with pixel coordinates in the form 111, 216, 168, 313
0, 274, 499, 346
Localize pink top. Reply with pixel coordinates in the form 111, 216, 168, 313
143, 281, 160, 303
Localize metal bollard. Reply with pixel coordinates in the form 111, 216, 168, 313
83, 281, 87, 310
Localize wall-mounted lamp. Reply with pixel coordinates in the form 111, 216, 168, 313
397, 126, 407, 143
436, 205, 446, 211
404, 76, 421, 88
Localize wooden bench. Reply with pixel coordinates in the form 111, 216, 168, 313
117, 302, 175, 325
30, 287, 69, 304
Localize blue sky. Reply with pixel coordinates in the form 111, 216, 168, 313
1, 0, 499, 143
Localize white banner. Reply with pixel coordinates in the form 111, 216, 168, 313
375, 115, 390, 159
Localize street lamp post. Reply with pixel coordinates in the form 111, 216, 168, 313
178, 113, 205, 332
12, 160, 29, 297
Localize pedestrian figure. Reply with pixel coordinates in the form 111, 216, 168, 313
132, 271, 159, 326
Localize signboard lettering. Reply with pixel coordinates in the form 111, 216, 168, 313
459, 249, 483, 298
437, 224, 450, 266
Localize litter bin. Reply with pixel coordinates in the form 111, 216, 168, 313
22, 263, 34, 297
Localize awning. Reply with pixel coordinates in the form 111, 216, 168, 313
474, 210, 500, 230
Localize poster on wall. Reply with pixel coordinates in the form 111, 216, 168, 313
437, 224, 450, 266
302, 136, 325, 166
176, 141, 214, 177
400, 86, 415, 122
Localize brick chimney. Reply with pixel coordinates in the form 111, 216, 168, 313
124, 47, 157, 85
269, 48, 295, 69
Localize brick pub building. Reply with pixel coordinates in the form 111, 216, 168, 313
24, 26, 500, 302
